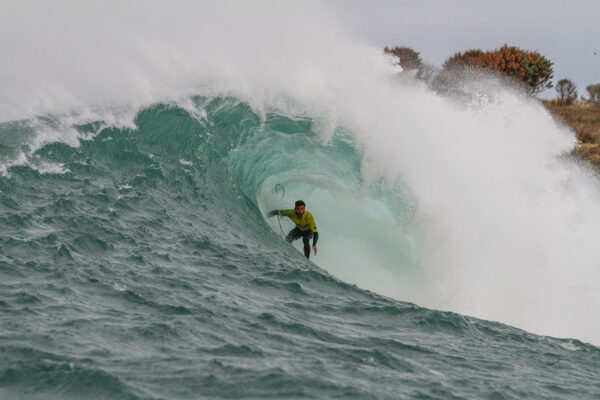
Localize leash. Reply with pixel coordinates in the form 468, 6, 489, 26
274, 184, 285, 237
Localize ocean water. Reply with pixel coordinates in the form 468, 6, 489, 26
1, 98, 599, 400
2, 2, 600, 399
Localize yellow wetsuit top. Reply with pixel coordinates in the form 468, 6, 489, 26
279, 210, 318, 233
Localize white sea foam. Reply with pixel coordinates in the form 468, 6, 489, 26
0, 152, 69, 176
0, 152, 28, 177
33, 161, 70, 175
113, 282, 127, 292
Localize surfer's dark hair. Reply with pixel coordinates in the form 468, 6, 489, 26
295, 200, 305, 208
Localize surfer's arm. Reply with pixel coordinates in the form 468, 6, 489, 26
309, 214, 318, 246
279, 209, 295, 218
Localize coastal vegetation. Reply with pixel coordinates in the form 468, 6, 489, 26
544, 81, 600, 165
442, 45, 554, 95
582, 84, 600, 103
545, 102, 600, 165
555, 79, 578, 105
385, 45, 600, 167
384, 46, 422, 71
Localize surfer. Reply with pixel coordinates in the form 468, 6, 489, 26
268, 200, 319, 258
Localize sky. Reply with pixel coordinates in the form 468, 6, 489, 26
326, 0, 600, 99
1, 0, 598, 116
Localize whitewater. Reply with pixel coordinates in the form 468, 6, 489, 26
1, 2, 599, 399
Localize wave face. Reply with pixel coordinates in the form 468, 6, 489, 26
3, 2, 600, 398
1, 98, 600, 399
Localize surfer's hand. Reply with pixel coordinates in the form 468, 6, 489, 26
267, 210, 278, 217
313, 246, 317, 255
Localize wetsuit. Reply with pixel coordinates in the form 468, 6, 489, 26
269, 209, 319, 258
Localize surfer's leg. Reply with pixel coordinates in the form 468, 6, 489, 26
302, 231, 313, 258
286, 227, 303, 243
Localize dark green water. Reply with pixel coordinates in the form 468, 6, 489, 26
1, 97, 599, 399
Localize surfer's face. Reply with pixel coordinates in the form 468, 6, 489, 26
295, 205, 305, 217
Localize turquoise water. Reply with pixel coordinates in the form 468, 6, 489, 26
1, 97, 599, 399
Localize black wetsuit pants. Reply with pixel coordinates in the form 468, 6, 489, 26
286, 227, 313, 258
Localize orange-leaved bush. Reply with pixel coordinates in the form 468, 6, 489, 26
443, 45, 553, 95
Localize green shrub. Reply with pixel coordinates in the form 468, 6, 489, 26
443, 45, 553, 94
